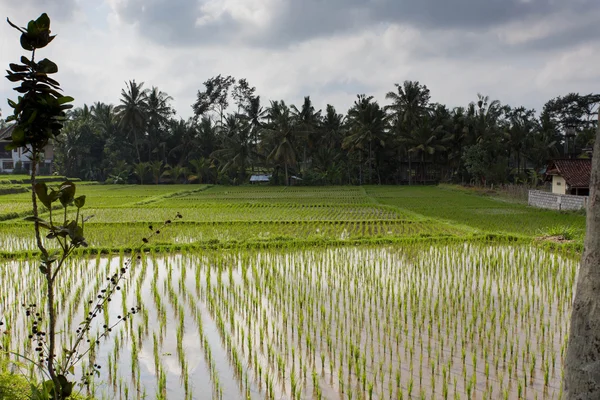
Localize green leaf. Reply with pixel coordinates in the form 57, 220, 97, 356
5, 71, 28, 82
57, 96, 74, 105
40, 254, 57, 264
37, 58, 58, 74
23, 215, 52, 229
20, 34, 34, 51
9, 63, 29, 72
59, 181, 76, 207
34, 182, 52, 209
57, 375, 73, 397
74, 195, 86, 209
20, 56, 33, 66
39, 265, 48, 274
49, 189, 61, 202
35, 14, 51, 31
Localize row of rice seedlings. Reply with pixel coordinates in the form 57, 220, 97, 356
0, 217, 463, 251
0, 242, 577, 399
174, 244, 576, 399
54, 201, 404, 223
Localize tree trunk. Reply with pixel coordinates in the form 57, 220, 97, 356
133, 129, 142, 164
368, 139, 372, 185
408, 154, 412, 186
284, 163, 289, 186
564, 114, 600, 399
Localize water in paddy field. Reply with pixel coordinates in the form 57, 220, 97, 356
0, 244, 577, 399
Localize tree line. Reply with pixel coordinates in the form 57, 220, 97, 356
26, 76, 600, 185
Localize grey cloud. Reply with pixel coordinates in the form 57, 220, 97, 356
114, 0, 239, 46
112, 0, 600, 50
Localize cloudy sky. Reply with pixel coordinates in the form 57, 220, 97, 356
1, 0, 598, 119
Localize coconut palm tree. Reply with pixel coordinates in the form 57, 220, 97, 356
146, 87, 173, 161
133, 161, 149, 184
211, 114, 253, 182
291, 96, 321, 171
401, 116, 450, 183
115, 80, 148, 163
149, 160, 163, 184
320, 104, 345, 149
188, 157, 209, 184
385, 81, 431, 130
343, 95, 387, 184
262, 101, 298, 185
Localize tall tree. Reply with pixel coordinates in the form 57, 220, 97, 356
115, 80, 148, 163
343, 95, 387, 184
385, 81, 431, 184
232, 78, 256, 113
145, 87, 173, 161
263, 101, 298, 185
385, 81, 431, 129
291, 96, 322, 172
240, 95, 266, 171
506, 106, 537, 176
543, 93, 600, 155
211, 114, 253, 182
192, 74, 235, 124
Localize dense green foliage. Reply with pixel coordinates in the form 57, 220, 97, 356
7, 76, 593, 186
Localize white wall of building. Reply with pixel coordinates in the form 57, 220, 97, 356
552, 175, 567, 195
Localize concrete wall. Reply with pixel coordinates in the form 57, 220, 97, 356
528, 189, 588, 211
552, 175, 566, 194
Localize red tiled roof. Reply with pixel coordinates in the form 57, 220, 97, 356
546, 159, 591, 188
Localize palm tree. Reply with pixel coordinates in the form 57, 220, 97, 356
385, 81, 431, 185
211, 114, 253, 182
291, 96, 321, 171
262, 101, 297, 185
343, 95, 387, 184
401, 116, 450, 183
385, 81, 431, 129
115, 80, 148, 163
320, 104, 345, 149
240, 96, 266, 171
149, 160, 163, 184
471, 93, 506, 144
188, 157, 208, 184
133, 162, 149, 184
146, 87, 173, 161
168, 118, 200, 166
506, 106, 537, 175
167, 164, 187, 184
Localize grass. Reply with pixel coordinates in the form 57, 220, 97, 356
366, 185, 586, 237
0, 372, 30, 400
0, 183, 585, 255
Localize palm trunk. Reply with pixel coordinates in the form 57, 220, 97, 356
369, 139, 372, 185
564, 114, 600, 399
408, 154, 412, 186
133, 129, 142, 164
284, 163, 289, 186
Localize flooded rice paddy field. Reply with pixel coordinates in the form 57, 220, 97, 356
0, 244, 576, 399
